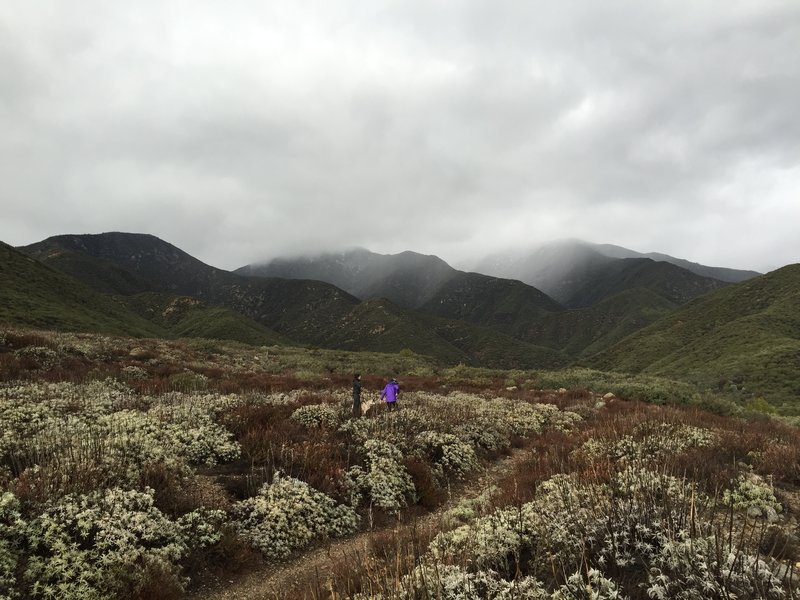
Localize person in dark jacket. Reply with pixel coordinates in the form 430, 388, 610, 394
380, 377, 400, 412
352, 373, 362, 418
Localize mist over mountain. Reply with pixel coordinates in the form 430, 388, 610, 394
588, 243, 761, 283
237, 249, 460, 309
465, 239, 758, 306
11, 230, 794, 388
236, 243, 748, 358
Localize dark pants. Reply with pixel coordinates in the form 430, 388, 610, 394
352, 396, 361, 418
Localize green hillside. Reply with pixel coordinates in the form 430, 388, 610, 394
427, 317, 568, 369
531, 287, 677, 357
1, 241, 292, 346
0, 242, 162, 336
590, 264, 800, 411
22, 242, 154, 295
420, 272, 562, 331
564, 258, 729, 308
122, 293, 291, 346
22, 233, 364, 341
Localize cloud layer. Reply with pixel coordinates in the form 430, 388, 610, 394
1, 1, 798, 272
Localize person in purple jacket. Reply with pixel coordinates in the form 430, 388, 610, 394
380, 377, 400, 411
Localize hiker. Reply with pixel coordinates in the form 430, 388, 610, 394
380, 377, 400, 412
352, 373, 362, 418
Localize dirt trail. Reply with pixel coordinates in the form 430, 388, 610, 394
189, 447, 529, 600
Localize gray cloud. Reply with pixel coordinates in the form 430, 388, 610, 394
1, 0, 798, 273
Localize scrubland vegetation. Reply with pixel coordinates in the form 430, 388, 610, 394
1, 326, 799, 599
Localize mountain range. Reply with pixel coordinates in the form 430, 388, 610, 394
2, 231, 797, 407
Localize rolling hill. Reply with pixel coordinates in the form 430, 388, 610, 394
22, 233, 362, 341
563, 257, 729, 308
0, 240, 291, 346
0, 241, 163, 336
8, 231, 799, 412
589, 264, 800, 410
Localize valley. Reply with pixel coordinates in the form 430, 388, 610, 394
1, 232, 799, 599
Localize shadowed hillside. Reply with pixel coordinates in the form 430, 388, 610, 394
564, 257, 729, 308
1, 241, 291, 346
0, 241, 163, 336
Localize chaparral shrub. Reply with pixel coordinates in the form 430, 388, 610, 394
232, 473, 358, 560
22, 487, 212, 600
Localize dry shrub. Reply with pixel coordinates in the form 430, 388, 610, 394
185, 528, 262, 582
564, 387, 594, 401
215, 373, 303, 394
496, 431, 580, 506
193, 365, 225, 379
369, 524, 429, 571
130, 376, 173, 395
225, 402, 351, 500
403, 457, 446, 509
295, 521, 436, 600
671, 445, 739, 493
0, 353, 22, 381
16, 353, 42, 371
125, 560, 186, 600
757, 444, 800, 484
1, 331, 57, 350
152, 363, 182, 378
38, 356, 92, 383
761, 525, 800, 562
294, 391, 339, 406
140, 463, 231, 517
11, 461, 116, 504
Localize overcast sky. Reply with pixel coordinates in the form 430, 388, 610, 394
1, 1, 798, 273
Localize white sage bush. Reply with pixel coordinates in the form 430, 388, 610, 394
0, 492, 24, 600
406, 564, 549, 600
431, 506, 525, 569
578, 423, 716, 465
646, 532, 785, 600
442, 485, 499, 528
345, 439, 415, 512
413, 431, 478, 480
551, 569, 628, 600
723, 471, 781, 519
290, 403, 341, 429
232, 473, 358, 560
2, 382, 241, 493
13, 346, 59, 369
24, 487, 189, 600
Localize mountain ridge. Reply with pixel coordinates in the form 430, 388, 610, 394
466, 239, 758, 303
13, 231, 795, 397
18, 234, 567, 368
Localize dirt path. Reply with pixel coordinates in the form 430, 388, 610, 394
188, 447, 529, 600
